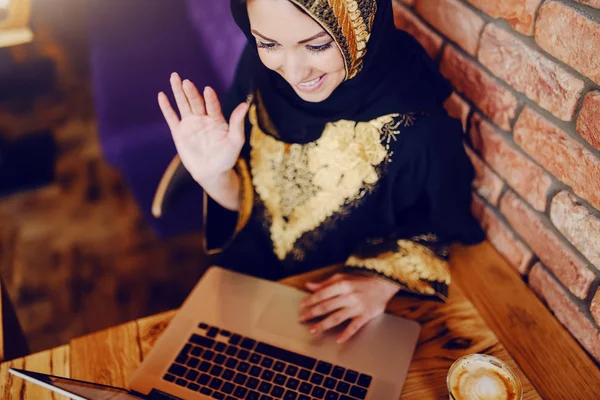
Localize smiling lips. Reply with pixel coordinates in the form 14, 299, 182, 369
296, 74, 326, 92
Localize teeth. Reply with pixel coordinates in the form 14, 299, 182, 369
299, 76, 321, 87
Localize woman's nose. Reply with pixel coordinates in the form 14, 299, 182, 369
280, 53, 310, 85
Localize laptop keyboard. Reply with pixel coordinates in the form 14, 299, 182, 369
162, 323, 373, 400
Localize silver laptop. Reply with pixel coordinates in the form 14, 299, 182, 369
10, 266, 421, 400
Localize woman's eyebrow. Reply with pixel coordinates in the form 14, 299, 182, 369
251, 30, 328, 44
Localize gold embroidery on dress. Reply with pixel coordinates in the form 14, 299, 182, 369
345, 239, 451, 298
249, 105, 404, 260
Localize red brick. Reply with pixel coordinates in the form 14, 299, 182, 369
529, 263, 600, 363
465, 146, 504, 205
500, 190, 595, 299
440, 46, 518, 131
392, 1, 443, 59
575, 0, 600, 9
514, 107, 600, 210
472, 194, 533, 274
465, 0, 542, 35
444, 92, 470, 133
550, 191, 600, 271
478, 24, 584, 122
535, 1, 600, 85
592, 288, 600, 327
470, 114, 552, 211
414, 0, 484, 56
576, 91, 600, 151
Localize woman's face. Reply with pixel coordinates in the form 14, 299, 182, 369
246, 0, 346, 103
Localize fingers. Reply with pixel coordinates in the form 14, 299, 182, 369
228, 102, 250, 145
183, 80, 206, 116
158, 92, 179, 132
204, 86, 223, 118
306, 273, 345, 292
299, 295, 353, 323
337, 316, 370, 343
309, 307, 357, 335
170, 73, 192, 118
301, 280, 353, 309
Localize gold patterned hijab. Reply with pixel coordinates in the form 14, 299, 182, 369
230, 0, 452, 143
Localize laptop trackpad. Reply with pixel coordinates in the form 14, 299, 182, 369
256, 294, 338, 345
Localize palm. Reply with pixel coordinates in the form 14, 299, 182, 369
158, 73, 249, 183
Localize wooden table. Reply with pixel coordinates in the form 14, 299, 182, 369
2, 242, 600, 399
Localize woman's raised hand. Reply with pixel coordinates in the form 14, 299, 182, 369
158, 73, 249, 185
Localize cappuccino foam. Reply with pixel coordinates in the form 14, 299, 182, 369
449, 359, 519, 400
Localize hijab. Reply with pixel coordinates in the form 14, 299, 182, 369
230, 0, 453, 144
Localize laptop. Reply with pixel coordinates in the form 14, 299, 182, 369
10, 266, 421, 400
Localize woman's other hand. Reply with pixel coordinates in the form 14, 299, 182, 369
299, 273, 399, 343
158, 73, 249, 185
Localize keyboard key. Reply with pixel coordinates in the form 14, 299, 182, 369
331, 367, 345, 379
163, 374, 175, 382
222, 369, 235, 381
255, 343, 317, 370
343, 370, 358, 384
350, 385, 367, 399
234, 386, 248, 398
214, 354, 227, 365
187, 357, 200, 369
210, 365, 224, 377
315, 362, 332, 375
225, 357, 238, 369
227, 397, 237, 400
175, 353, 188, 364
273, 362, 285, 372
203, 350, 216, 361
311, 386, 325, 399
298, 369, 311, 381
261, 370, 274, 382
310, 373, 324, 385
237, 361, 250, 373
270, 385, 285, 398
247, 391, 261, 400
298, 395, 310, 400
238, 350, 250, 361
241, 338, 257, 350
207, 327, 219, 338
247, 377, 259, 389
190, 334, 215, 349
188, 382, 200, 391
357, 374, 372, 388
226, 345, 239, 357
261, 396, 274, 400
215, 342, 227, 353
181, 343, 192, 354
336, 381, 350, 394
234, 373, 248, 385
200, 387, 213, 395
259, 382, 273, 394
250, 353, 262, 364
199, 361, 211, 372
249, 366, 262, 377
191, 346, 203, 357
185, 370, 199, 381
323, 377, 337, 390
325, 391, 339, 400
229, 334, 242, 346
222, 382, 235, 394
221, 330, 231, 337
168, 364, 187, 377
299, 382, 312, 394
261, 357, 274, 368
285, 378, 299, 390
283, 390, 297, 400
212, 392, 225, 399
209, 377, 224, 390
274, 373, 287, 385
197, 373, 211, 385
175, 378, 186, 387
199, 323, 208, 329
285, 365, 298, 377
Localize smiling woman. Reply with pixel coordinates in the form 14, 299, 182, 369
154, 0, 485, 342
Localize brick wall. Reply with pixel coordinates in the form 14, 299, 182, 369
392, 0, 600, 363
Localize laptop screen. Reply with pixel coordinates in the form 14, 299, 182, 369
9, 369, 144, 400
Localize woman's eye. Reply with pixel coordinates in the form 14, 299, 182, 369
257, 41, 278, 51
306, 42, 333, 53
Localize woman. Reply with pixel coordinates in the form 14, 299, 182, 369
155, 0, 485, 343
